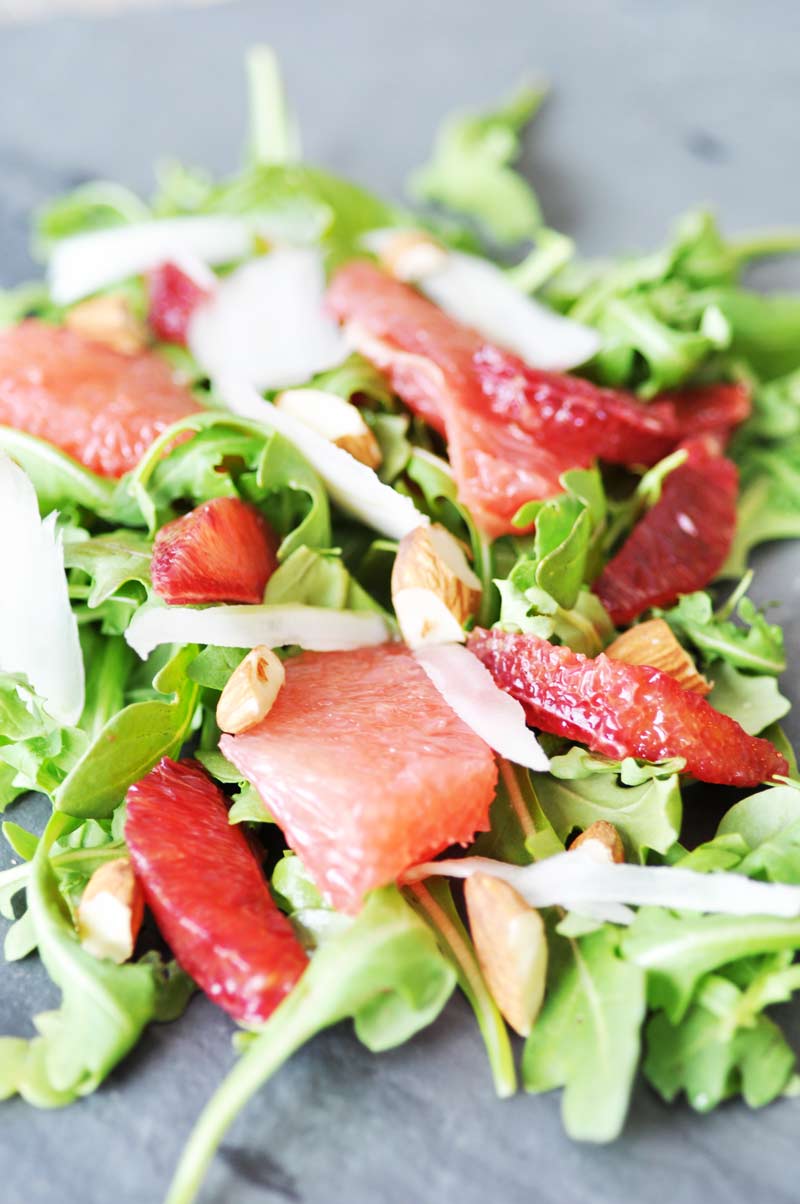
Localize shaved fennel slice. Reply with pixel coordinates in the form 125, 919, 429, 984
125, 602, 392, 660
215, 374, 428, 541
189, 249, 347, 390
48, 216, 262, 305
404, 854, 800, 921
0, 455, 84, 724
363, 228, 600, 371
414, 644, 549, 772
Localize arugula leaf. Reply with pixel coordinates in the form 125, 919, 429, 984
0, 674, 87, 804
0, 428, 117, 519
64, 531, 152, 609
271, 853, 348, 948
126, 413, 331, 558
534, 748, 682, 863
54, 644, 201, 818
471, 758, 563, 864
35, 180, 150, 250
164, 887, 455, 1204
407, 879, 516, 1098
312, 353, 394, 408
495, 577, 613, 656
263, 545, 382, 612
644, 967, 798, 1111
706, 661, 790, 735
1, 813, 158, 1104
522, 923, 645, 1142
411, 83, 546, 244
621, 909, 800, 1023
661, 583, 785, 675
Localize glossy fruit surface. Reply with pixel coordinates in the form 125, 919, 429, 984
468, 627, 787, 787
147, 262, 209, 345
594, 437, 738, 625
0, 319, 200, 476
151, 496, 279, 605
126, 757, 307, 1024
221, 643, 498, 912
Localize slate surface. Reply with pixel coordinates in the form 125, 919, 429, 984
0, 2, 799, 1202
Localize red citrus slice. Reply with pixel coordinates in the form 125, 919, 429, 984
220, 643, 498, 912
468, 627, 786, 787
594, 437, 738, 626
147, 262, 209, 346
0, 319, 200, 477
125, 757, 308, 1024
151, 496, 279, 606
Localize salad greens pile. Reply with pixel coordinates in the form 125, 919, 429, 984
2, 45, 800, 1203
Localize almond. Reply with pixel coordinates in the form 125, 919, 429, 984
377, 229, 448, 282
65, 294, 148, 355
569, 820, 625, 865
275, 388, 382, 469
216, 646, 286, 735
77, 857, 144, 964
465, 873, 548, 1037
391, 523, 482, 648
605, 618, 711, 695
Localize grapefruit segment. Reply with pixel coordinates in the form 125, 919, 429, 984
151, 496, 279, 606
125, 757, 308, 1024
594, 437, 738, 626
220, 644, 498, 912
0, 320, 200, 477
467, 627, 787, 788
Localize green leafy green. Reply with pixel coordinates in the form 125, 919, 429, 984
64, 531, 152, 610
164, 887, 455, 1204
54, 644, 201, 818
411, 83, 546, 244
263, 545, 382, 612
534, 748, 683, 863
472, 758, 563, 865
407, 879, 516, 1098
706, 661, 790, 735
661, 581, 785, 675
523, 924, 646, 1142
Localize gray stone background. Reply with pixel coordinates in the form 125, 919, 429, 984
1, 2, 800, 1202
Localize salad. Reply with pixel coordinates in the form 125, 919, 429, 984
2, 45, 800, 1203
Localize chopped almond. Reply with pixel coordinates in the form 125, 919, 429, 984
216, 645, 285, 734
569, 820, 625, 865
377, 229, 448, 282
465, 873, 548, 1037
275, 388, 382, 469
605, 618, 711, 695
66, 294, 148, 355
392, 523, 481, 648
77, 857, 144, 963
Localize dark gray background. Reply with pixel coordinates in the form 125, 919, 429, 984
1, 2, 800, 1202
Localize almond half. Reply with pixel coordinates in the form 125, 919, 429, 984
569, 820, 625, 865
275, 388, 382, 469
65, 294, 148, 355
605, 618, 711, 695
216, 645, 285, 735
77, 857, 144, 963
391, 523, 482, 648
465, 873, 548, 1037
376, 229, 448, 282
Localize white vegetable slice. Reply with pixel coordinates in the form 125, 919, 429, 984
364, 228, 600, 371
125, 601, 391, 660
414, 643, 550, 773
215, 374, 428, 541
404, 853, 800, 920
0, 455, 84, 725
48, 216, 257, 305
189, 248, 347, 390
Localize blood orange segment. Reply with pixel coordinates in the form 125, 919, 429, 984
657, 381, 751, 444
220, 644, 498, 913
151, 496, 279, 606
468, 627, 787, 788
147, 262, 209, 346
125, 758, 308, 1024
594, 437, 738, 626
0, 320, 201, 477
